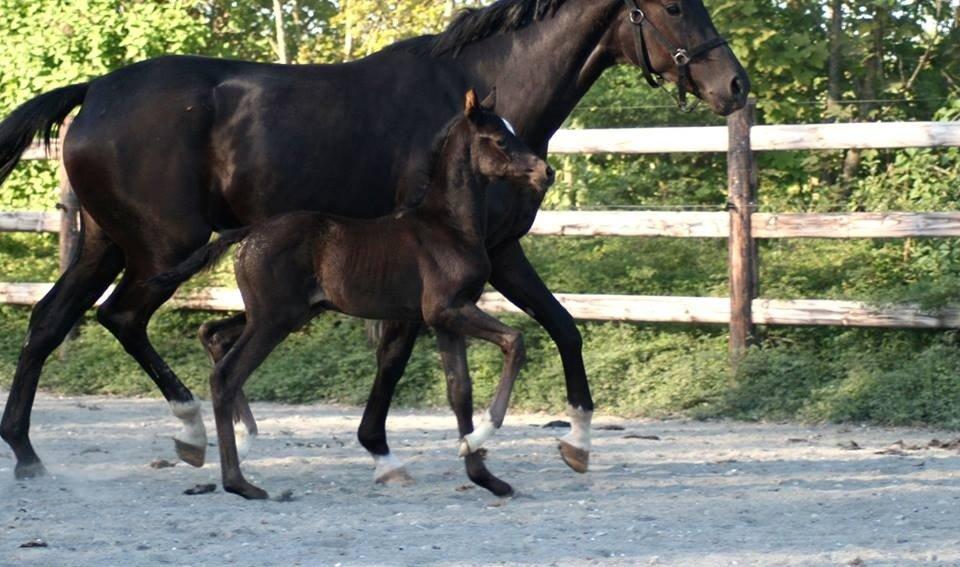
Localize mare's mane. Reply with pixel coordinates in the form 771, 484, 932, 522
388, 0, 568, 57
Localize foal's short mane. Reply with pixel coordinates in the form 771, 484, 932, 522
395, 113, 466, 209
390, 0, 568, 57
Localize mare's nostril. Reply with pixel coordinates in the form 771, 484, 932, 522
730, 76, 743, 97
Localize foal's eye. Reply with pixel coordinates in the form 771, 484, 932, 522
665, 3, 682, 15
495, 138, 508, 149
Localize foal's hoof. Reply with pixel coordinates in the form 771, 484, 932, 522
14, 460, 47, 480
224, 480, 269, 500
174, 439, 206, 468
464, 452, 514, 498
375, 466, 416, 486
558, 440, 589, 474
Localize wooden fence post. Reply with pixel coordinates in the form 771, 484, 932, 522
727, 99, 759, 364
57, 117, 80, 346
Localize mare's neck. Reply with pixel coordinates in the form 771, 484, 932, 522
455, 0, 623, 153
419, 124, 487, 242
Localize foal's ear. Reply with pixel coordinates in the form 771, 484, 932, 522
464, 89, 479, 120
480, 88, 497, 111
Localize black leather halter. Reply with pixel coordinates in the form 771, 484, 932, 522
624, 0, 729, 112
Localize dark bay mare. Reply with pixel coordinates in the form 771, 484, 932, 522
152, 91, 552, 499
0, 0, 749, 481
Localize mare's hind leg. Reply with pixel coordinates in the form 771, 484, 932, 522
435, 331, 513, 497
1, 216, 123, 479
199, 313, 258, 459
357, 320, 420, 485
96, 239, 211, 467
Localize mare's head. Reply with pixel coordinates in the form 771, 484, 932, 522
459, 89, 554, 195
612, 0, 750, 114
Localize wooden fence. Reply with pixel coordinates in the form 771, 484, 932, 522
3, 103, 960, 361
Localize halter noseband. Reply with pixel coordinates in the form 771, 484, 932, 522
624, 0, 729, 112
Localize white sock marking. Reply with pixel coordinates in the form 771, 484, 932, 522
559, 405, 592, 451
169, 400, 207, 448
460, 410, 498, 456
235, 426, 256, 462
373, 452, 405, 481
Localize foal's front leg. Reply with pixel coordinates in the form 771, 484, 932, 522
435, 331, 513, 497
430, 303, 525, 456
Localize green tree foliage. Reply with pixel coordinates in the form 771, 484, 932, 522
1, 1, 960, 425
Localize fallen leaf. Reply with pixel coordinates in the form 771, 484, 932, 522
19, 539, 47, 548
183, 484, 217, 496
838, 441, 862, 451
272, 490, 295, 502
149, 459, 176, 469
595, 425, 625, 431
624, 434, 661, 441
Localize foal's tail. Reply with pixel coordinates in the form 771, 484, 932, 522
0, 83, 89, 187
149, 228, 252, 291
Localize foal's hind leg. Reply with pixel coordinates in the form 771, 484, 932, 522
435, 331, 514, 497
210, 312, 308, 500
199, 313, 258, 460
357, 320, 420, 485
1, 217, 123, 479
97, 244, 211, 467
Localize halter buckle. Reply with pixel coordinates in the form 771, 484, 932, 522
672, 49, 690, 66
629, 9, 646, 25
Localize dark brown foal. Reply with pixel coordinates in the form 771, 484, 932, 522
152, 90, 553, 499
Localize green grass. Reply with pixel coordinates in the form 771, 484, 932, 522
4, 304, 960, 428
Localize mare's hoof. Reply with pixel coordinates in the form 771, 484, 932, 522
14, 460, 47, 480
174, 439, 206, 468
558, 440, 589, 474
375, 466, 416, 486
224, 480, 269, 500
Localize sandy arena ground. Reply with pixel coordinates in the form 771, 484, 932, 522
2, 393, 960, 566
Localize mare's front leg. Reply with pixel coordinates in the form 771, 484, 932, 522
435, 331, 513, 497
357, 320, 421, 485
488, 240, 593, 473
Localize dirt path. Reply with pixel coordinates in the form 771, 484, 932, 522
2, 394, 960, 566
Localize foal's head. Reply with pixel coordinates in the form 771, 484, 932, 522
460, 89, 554, 195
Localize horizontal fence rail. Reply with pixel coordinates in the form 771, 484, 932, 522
9, 210, 960, 239
24, 122, 960, 161
2, 283, 959, 328
547, 121, 960, 154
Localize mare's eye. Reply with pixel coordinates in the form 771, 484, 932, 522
496, 138, 508, 149
665, 3, 682, 15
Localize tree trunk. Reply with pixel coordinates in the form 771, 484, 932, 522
842, 3, 886, 188
343, 0, 354, 61
827, 0, 843, 118
273, 0, 288, 64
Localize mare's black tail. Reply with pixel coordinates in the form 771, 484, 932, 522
149, 228, 252, 291
0, 84, 89, 186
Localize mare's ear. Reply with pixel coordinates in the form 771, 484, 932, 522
464, 89, 479, 120
480, 88, 497, 111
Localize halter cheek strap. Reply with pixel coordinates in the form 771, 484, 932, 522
624, 0, 729, 112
